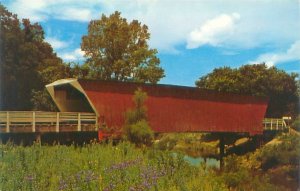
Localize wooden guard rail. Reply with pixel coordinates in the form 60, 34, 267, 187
0, 111, 98, 133
0, 111, 289, 134
263, 118, 288, 131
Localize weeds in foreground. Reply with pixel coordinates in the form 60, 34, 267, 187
1, 135, 298, 191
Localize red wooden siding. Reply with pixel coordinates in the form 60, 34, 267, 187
78, 80, 268, 135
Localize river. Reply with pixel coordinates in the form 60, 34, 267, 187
183, 155, 220, 168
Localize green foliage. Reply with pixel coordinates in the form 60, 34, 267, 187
296, 79, 300, 97
126, 88, 148, 124
125, 120, 154, 146
226, 134, 300, 190
196, 63, 299, 118
222, 155, 282, 191
124, 88, 153, 146
31, 89, 58, 111
155, 134, 179, 150
291, 115, 300, 131
2, 134, 297, 191
257, 134, 300, 170
0, 4, 67, 110
154, 133, 219, 158
65, 62, 90, 79
81, 11, 165, 83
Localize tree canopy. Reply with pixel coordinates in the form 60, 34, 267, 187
81, 11, 165, 83
196, 64, 299, 118
0, 4, 67, 110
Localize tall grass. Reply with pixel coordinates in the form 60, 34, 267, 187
1, 134, 297, 190
0, 141, 227, 191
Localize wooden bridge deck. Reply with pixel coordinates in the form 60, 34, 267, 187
0, 111, 98, 133
0, 111, 289, 134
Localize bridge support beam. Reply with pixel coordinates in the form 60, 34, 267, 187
35, 133, 42, 144
253, 135, 263, 148
219, 134, 225, 170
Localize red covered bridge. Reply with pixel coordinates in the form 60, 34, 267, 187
45, 78, 269, 136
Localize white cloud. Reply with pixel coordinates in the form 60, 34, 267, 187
45, 37, 68, 49
186, 13, 240, 49
59, 48, 85, 61
9, 0, 102, 22
9, 0, 48, 22
102, 0, 300, 52
74, 48, 85, 57
6, 0, 300, 53
54, 8, 93, 22
251, 40, 300, 67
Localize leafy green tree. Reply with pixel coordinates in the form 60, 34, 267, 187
297, 79, 300, 96
1, 4, 26, 110
81, 11, 165, 83
196, 64, 299, 118
65, 62, 90, 79
31, 90, 58, 111
124, 88, 154, 146
0, 4, 67, 110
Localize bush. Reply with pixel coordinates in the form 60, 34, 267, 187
124, 88, 154, 146
258, 134, 300, 170
125, 120, 153, 146
291, 115, 300, 131
155, 134, 178, 150
222, 155, 280, 191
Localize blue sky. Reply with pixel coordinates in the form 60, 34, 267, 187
2, 0, 300, 86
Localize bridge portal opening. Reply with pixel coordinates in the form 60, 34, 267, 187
53, 84, 94, 112
46, 79, 97, 114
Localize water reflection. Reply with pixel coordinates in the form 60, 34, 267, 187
183, 155, 220, 169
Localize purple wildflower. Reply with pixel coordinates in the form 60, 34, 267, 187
25, 175, 34, 182
59, 179, 68, 190
84, 170, 97, 182
106, 158, 142, 172
103, 182, 116, 191
131, 165, 167, 190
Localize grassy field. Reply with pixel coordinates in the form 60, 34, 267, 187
0, 134, 299, 191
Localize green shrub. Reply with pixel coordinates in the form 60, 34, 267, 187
125, 120, 153, 146
154, 134, 178, 150
225, 134, 299, 190
258, 134, 300, 170
291, 115, 300, 131
222, 154, 281, 191
125, 88, 148, 124
124, 88, 154, 146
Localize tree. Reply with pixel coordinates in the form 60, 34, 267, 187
124, 88, 154, 146
196, 63, 299, 118
0, 4, 24, 110
81, 11, 165, 83
64, 62, 90, 79
0, 4, 67, 110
